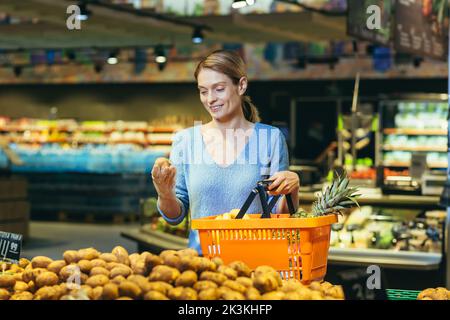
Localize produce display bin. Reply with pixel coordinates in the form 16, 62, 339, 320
386, 289, 421, 300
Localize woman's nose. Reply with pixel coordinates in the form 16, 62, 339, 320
207, 92, 217, 104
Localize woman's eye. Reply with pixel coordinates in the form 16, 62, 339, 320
200, 91, 207, 95
216, 87, 224, 92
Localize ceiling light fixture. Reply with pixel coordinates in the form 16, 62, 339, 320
232, 0, 248, 9
154, 45, 167, 64
107, 51, 118, 65
192, 27, 204, 44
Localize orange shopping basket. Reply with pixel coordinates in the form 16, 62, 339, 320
191, 180, 338, 283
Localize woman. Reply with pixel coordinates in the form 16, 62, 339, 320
151, 50, 300, 253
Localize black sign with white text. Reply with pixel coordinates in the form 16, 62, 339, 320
0, 231, 22, 264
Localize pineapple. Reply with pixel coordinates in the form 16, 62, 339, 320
292, 172, 360, 218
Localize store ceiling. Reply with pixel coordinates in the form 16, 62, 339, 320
0, 0, 349, 50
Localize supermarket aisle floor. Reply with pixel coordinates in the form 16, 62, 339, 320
21, 221, 139, 260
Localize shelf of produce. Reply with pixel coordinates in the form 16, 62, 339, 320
383, 161, 448, 169
383, 146, 447, 152
121, 227, 188, 254
328, 247, 441, 270
299, 191, 441, 208
0, 126, 179, 133
383, 128, 448, 136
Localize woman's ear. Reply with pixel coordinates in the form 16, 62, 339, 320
238, 77, 248, 96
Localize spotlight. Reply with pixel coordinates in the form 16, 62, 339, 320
107, 51, 118, 65
77, 1, 91, 21
154, 45, 167, 64
232, 0, 248, 9
192, 27, 204, 44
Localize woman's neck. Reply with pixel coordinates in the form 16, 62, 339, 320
205, 117, 254, 134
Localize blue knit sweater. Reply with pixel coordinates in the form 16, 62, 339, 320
157, 122, 289, 253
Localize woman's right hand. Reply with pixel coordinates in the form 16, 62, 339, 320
151, 157, 177, 199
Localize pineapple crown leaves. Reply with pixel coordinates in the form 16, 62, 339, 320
311, 171, 360, 217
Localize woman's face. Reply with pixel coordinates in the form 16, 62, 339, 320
197, 68, 247, 122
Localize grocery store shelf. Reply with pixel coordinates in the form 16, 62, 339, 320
383, 128, 448, 136
121, 227, 188, 253
0, 126, 179, 133
299, 191, 441, 207
328, 247, 442, 270
5, 137, 172, 146
383, 161, 448, 169
382, 146, 447, 152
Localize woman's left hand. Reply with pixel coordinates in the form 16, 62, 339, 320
267, 171, 300, 196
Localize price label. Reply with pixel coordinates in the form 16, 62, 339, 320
0, 231, 23, 264
336, 267, 388, 300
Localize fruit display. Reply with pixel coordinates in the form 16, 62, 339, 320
417, 287, 450, 300
0, 247, 344, 300
330, 207, 445, 253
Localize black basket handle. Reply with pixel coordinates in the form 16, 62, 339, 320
235, 180, 296, 219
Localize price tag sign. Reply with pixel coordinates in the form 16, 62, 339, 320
0, 231, 23, 264
336, 267, 388, 300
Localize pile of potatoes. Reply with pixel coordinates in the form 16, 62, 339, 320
0, 246, 344, 300
417, 287, 450, 300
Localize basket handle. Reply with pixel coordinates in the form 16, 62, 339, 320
235, 180, 296, 219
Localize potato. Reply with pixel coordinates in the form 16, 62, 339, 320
77, 260, 93, 274
80, 273, 89, 285
36, 272, 59, 288
261, 291, 285, 300
14, 280, 29, 292
90, 267, 110, 277
110, 265, 132, 279
22, 268, 46, 283
218, 266, 238, 280
63, 250, 80, 264
211, 257, 224, 268
254, 266, 282, 286
309, 281, 322, 291
163, 254, 182, 270
78, 248, 100, 261
119, 280, 142, 299
199, 271, 227, 286
418, 288, 435, 300
144, 290, 169, 300
197, 257, 217, 273
228, 261, 251, 277
99, 253, 118, 263
102, 283, 119, 300
59, 265, 80, 282
112, 246, 130, 266
236, 277, 253, 288
47, 260, 66, 274
116, 297, 133, 300
111, 275, 126, 285
168, 287, 197, 300
324, 286, 345, 300
127, 275, 149, 292
91, 259, 108, 269
86, 274, 109, 287
13, 272, 23, 282
253, 274, 280, 294
193, 280, 218, 292
281, 279, 304, 293
91, 286, 104, 300
34, 286, 59, 300
19, 258, 30, 269
129, 253, 140, 265
221, 290, 245, 300
179, 256, 200, 272
31, 256, 53, 269
222, 280, 247, 294
0, 288, 10, 300
9, 264, 21, 273
149, 265, 180, 284
245, 287, 261, 300
106, 262, 121, 271
159, 250, 177, 260
10, 291, 34, 300
296, 287, 314, 300
130, 257, 147, 276
80, 285, 93, 298
175, 270, 198, 287
0, 274, 16, 288
145, 254, 163, 270
283, 291, 304, 300
177, 248, 198, 258
198, 288, 220, 300
310, 290, 325, 300
146, 282, 173, 295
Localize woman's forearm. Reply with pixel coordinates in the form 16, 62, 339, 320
158, 193, 182, 220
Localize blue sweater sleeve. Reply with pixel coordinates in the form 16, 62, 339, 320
269, 128, 290, 213
157, 130, 190, 225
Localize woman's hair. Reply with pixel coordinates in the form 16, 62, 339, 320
194, 50, 261, 123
